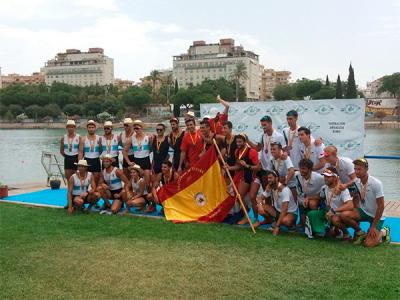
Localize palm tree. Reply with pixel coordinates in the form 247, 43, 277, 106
230, 62, 248, 102
149, 70, 161, 100
163, 73, 174, 105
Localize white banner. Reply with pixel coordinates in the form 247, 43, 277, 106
201, 99, 365, 159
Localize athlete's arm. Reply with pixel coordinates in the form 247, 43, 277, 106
178, 151, 187, 173
336, 199, 354, 213
116, 169, 130, 194
122, 138, 133, 165
313, 157, 326, 172
60, 137, 65, 157
78, 136, 84, 160
217, 95, 230, 115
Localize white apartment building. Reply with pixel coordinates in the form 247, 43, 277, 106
173, 39, 260, 100
41, 48, 114, 86
365, 77, 392, 98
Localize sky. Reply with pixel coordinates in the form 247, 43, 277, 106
0, 0, 399, 88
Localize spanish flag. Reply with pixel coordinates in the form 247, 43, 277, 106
157, 146, 235, 223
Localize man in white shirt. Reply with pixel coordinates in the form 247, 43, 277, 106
305, 167, 353, 239
248, 115, 286, 172
256, 170, 298, 236
298, 127, 325, 173
341, 158, 390, 247
282, 110, 302, 170
322, 145, 356, 193
294, 158, 325, 226
270, 142, 295, 191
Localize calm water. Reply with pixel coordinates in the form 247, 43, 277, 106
0, 128, 399, 199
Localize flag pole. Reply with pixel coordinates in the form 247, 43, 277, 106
213, 139, 256, 234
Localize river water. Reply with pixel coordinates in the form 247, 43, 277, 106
0, 128, 399, 199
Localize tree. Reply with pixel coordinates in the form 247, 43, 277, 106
378, 73, 400, 98
83, 100, 103, 117
122, 88, 151, 111
174, 79, 179, 94
295, 79, 322, 99
63, 104, 82, 116
149, 70, 161, 100
25, 105, 42, 119
336, 75, 343, 99
8, 104, 24, 116
102, 100, 122, 115
97, 111, 112, 123
4, 111, 14, 121
43, 103, 62, 118
163, 73, 174, 105
325, 75, 330, 86
230, 61, 248, 102
374, 110, 387, 125
345, 63, 357, 99
16, 113, 28, 122
273, 84, 295, 100
312, 86, 336, 99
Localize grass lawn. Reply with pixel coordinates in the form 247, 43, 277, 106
0, 203, 399, 299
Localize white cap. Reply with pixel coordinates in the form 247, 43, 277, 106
123, 118, 133, 124
74, 159, 90, 167
104, 121, 113, 127
66, 120, 76, 127
101, 154, 115, 162
87, 120, 96, 126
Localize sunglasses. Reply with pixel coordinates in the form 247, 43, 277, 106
134, 127, 140, 130
156, 128, 164, 132
123, 124, 130, 127
104, 127, 112, 130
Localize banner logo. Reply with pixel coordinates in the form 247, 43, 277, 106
292, 104, 308, 115
341, 104, 361, 115
340, 140, 361, 151
304, 122, 321, 132
228, 106, 239, 115
235, 123, 249, 132
243, 105, 260, 116
314, 104, 334, 115
266, 105, 284, 115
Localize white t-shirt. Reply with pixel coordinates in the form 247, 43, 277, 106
262, 186, 298, 213
355, 176, 385, 220
294, 171, 325, 205
325, 157, 355, 184
320, 185, 352, 211
270, 156, 295, 188
282, 127, 302, 169
299, 138, 325, 173
259, 130, 286, 171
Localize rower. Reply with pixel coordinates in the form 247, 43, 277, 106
101, 121, 119, 168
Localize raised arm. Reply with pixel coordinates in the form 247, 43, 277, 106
217, 95, 230, 115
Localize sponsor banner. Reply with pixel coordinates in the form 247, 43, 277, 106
201, 99, 365, 159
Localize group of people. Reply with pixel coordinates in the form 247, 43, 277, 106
61, 95, 390, 247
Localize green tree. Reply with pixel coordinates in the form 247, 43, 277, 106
345, 63, 357, 98
8, 104, 23, 116
295, 79, 322, 99
273, 84, 295, 100
122, 88, 151, 111
102, 100, 122, 115
230, 61, 248, 102
312, 86, 336, 99
378, 73, 400, 98
325, 75, 330, 86
97, 111, 112, 123
25, 105, 42, 119
83, 100, 103, 117
149, 70, 161, 100
336, 75, 343, 99
43, 103, 62, 118
63, 104, 82, 116
4, 111, 14, 121
174, 79, 179, 94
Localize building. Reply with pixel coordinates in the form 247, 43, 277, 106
260, 67, 291, 100
0, 72, 45, 88
173, 39, 260, 100
114, 78, 134, 91
140, 69, 173, 92
365, 77, 392, 98
41, 48, 114, 86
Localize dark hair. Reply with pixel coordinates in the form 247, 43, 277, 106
162, 160, 172, 168
267, 170, 280, 178
200, 120, 210, 127
299, 158, 314, 170
185, 118, 195, 125
157, 123, 166, 130
260, 115, 272, 123
236, 133, 247, 141
169, 117, 179, 124
270, 141, 282, 149
286, 110, 298, 118
298, 126, 311, 135
222, 121, 233, 129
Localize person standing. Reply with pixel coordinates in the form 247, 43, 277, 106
178, 117, 204, 173
206, 95, 230, 134
282, 110, 302, 170
151, 123, 170, 175
298, 127, 325, 173
60, 120, 80, 181
79, 120, 102, 185
101, 121, 119, 168
119, 118, 135, 177
168, 117, 185, 171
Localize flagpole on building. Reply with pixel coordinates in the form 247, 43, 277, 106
213, 139, 256, 234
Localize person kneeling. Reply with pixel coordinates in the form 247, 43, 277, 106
305, 167, 353, 239
257, 170, 298, 236
97, 154, 130, 214
125, 164, 153, 213
67, 159, 99, 214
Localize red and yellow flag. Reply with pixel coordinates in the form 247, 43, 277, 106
157, 146, 235, 223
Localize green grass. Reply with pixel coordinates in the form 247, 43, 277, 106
0, 203, 399, 300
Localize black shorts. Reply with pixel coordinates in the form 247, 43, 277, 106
153, 165, 162, 174
85, 157, 101, 173
64, 154, 78, 170
123, 154, 135, 168
111, 188, 123, 200
101, 156, 119, 169
134, 157, 151, 170
72, 194, 89, 205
